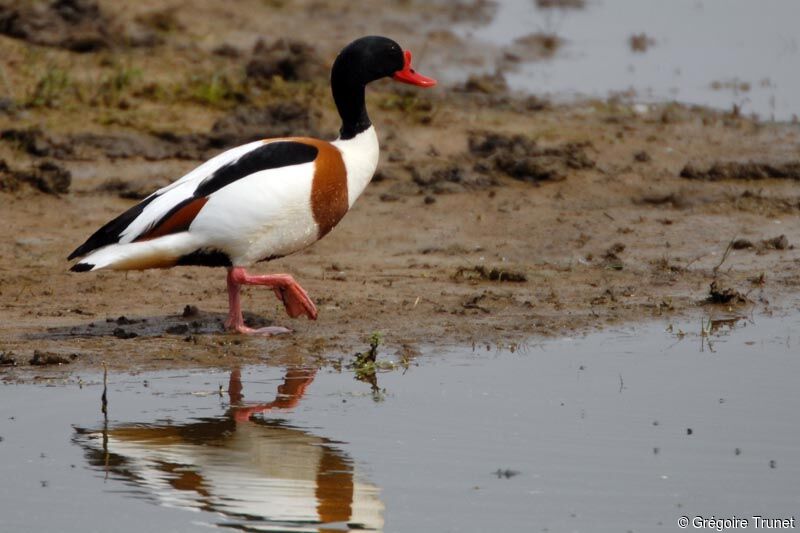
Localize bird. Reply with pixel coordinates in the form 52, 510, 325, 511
68, 36, 436, 335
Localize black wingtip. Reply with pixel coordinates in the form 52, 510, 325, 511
70, 263, 94, 272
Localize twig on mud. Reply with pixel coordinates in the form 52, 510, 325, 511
683, 253, 705, 271
712, 236, 736, 276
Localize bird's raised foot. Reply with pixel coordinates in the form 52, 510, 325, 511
273, 281, 318, 320
228, 268, 317, 320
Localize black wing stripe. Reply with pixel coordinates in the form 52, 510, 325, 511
67, 194, 158, 260
194, 141, 318, 197
68, 141, 319, 260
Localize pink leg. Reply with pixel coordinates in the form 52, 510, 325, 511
224, 267, 317, 336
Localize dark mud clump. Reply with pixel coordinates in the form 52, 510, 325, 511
636, 191, 692, 208
602, 242, 626, 270
0, 159, 70, 194
2, 103, 319, 173
29, 350, 73, 366
0, 159, 13, 191
448, 0, 497, 23
503, 33, 563, 63
19, 160, 71, 194
733, 235, 791, 251
2, 126, 199, 162
706, 281, 748, 305
629, 33, 655, 53
204, 102, 321, 147
96, 178, 164, 200
36, 307, 277, 339
469, 131, 594, 182
732, 238, 754, 250
411, 163, 496, 193
0, 0, 110, 52
762, 235, 790, 250
680, 160, 800, 181
0, 0, 156, 52
536, 0, 586, 9
152, 101, 322, 158
456, 72, 509, 95
69, 132, 181, 160
0, 351, 17, 366
246, 38, 326, 84
1, 127, 73, 158
454, 265, 528, 282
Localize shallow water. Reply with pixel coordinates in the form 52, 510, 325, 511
452, 0, 800, 121
1, 314, 799, 532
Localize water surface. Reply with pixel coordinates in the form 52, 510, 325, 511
452, 0, 800, 120
1, 314, 798, 532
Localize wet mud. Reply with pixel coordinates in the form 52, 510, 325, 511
0, 0, 799, 375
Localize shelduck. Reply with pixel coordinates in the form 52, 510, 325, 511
68, 36, 436, 334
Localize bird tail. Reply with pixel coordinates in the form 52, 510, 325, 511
69, 234, 197, 272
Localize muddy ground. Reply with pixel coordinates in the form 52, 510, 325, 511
1, 0, 799, 377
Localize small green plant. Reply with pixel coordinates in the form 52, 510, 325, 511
351, 331, 384, 377
376, 91, 434, 123
96, 62, 142, 106
348, 332, 395, 401
186, 73, 239, 108
26, 66, 73, 108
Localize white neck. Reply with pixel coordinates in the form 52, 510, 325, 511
332, 126, 380, 207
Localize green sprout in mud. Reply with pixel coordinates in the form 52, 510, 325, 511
96, 63, 142, 107
375, 91, 435, 124
349, 332, 395, 402
351, 331, 387, 376
27, 66, 73, 108
187, 73, 239, 107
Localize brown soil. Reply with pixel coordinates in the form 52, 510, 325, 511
1, 0, 799, 378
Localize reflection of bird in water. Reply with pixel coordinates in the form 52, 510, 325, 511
74, 368, 384, 532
